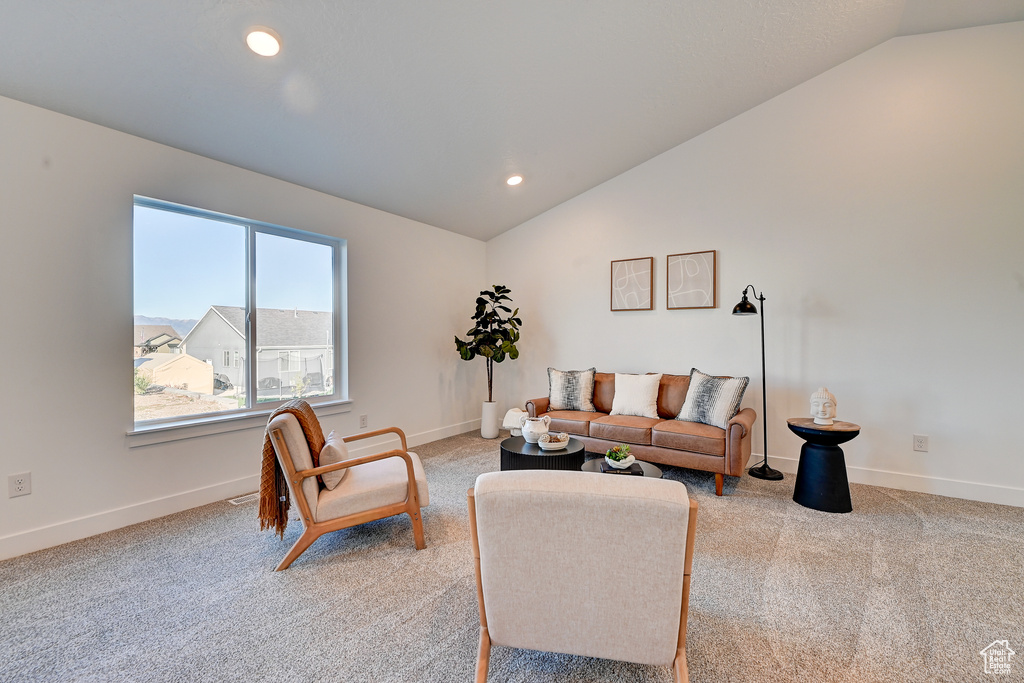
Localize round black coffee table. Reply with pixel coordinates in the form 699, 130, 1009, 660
499, 435, 586, 471
581, 458, 663, 478
788, 418, 861, 513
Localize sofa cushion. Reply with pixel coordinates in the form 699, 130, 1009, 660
656, 374, 691, 419
610, 373, 662, 419
592, 373, 616, 414
590, 415, 661, 445
547, 367, 596, 412
676, 368, 749, 429
652, 420, 726, 456
546, 410, 608, 437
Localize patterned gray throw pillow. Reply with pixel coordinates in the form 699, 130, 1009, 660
676, 368, 749, 429
547, 367, 596, 412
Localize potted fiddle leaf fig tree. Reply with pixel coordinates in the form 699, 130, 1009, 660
455, 284, 522, 438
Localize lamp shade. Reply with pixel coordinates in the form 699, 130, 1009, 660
732, 293, 758, 316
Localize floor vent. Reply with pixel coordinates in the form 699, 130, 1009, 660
228, 492, 260, 506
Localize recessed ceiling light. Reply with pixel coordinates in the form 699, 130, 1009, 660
506, 175, 523, 186
246, 27, 281, 57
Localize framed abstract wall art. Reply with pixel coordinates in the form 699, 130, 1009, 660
667, 250, 716, 309
610, 257, 653, 311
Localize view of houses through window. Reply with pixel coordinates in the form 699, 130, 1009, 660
133, 199, 340, 425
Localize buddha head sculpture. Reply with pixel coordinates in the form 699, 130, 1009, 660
810, 387, 837, 425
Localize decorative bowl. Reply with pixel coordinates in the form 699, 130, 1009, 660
605, 454, 636, 469
538, 432, 570, 450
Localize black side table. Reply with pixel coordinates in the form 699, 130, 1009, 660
787, 418, 861, 513
499, 435, 586, 471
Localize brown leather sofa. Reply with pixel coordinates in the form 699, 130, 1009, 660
526, 372, 755, 495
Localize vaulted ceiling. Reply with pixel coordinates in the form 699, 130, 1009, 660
2, 1, 1022, 240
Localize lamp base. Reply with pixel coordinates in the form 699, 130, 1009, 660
748, 460, 784, 481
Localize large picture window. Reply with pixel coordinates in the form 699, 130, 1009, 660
132, 197, 345, 427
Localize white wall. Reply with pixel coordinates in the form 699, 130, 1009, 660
0, 96, 486, 559
487, 22, 1024, 506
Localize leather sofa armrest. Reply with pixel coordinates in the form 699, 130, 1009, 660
526, 397, 548, 417
728, 408, 755, 437
725, 407, 756, 477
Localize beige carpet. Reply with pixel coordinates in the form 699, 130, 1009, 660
1, 431, 1021, 682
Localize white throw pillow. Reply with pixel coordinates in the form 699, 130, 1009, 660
609, 373, 662, 419
676, 368, 749, 429
319, 430, 351, 490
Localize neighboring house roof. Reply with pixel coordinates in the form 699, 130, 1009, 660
210, 305, 246, 339
184, 305, 333, 347
142, 332, 181, 347
256, 307, 333, 347
134, 325, 179, 346
179, 307, 237, 347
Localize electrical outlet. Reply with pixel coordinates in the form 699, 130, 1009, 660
359, 414, 368, 429
913, 434, 929, 452
8, 472, 31, 498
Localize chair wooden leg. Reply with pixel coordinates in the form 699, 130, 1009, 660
476, 626, 491, 683
276, 528, 321, 571
409, 507, 426, 550
672, 648, 689, 683
715, 473, 724, 496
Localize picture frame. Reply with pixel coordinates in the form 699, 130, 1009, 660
610, 257, 654, 311
667, 250, 716, 309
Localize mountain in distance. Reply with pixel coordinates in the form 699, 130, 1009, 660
134, 315, 199, 338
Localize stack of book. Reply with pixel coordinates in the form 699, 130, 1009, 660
599, 461, 644, 476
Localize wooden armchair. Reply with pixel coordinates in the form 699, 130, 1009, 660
468, 470, 697, 682
267, 412, 428, 571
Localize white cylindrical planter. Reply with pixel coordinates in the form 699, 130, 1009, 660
481, 401, 500, 439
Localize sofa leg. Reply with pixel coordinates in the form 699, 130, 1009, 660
715, 473, 724, 496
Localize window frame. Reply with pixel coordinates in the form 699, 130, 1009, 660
129, 196, 349, 441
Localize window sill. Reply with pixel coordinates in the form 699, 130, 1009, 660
127, 399, 352, 448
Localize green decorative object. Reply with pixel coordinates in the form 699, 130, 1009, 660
605, 443, 636, 470
454, 285, 522, 403
605, 444, 632, 461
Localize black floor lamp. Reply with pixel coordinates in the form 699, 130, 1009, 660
733, 285, 783, 481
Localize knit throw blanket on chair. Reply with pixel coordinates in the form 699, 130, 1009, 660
259, 399, 326, 538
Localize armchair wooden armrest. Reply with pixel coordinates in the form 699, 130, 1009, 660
292, 448, 415, 484
341, 426, 408, 451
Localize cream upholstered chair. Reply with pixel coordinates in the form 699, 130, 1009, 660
468, 470, 697, 683
267, 413, 428, 570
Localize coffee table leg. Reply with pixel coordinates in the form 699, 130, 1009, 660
793, 443, 853, 513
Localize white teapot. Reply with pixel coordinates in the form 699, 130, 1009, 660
520, 414, 551, 444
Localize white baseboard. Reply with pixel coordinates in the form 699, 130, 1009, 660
763, 454, 1024, 508
408, 418, 481, 447
0, 419, 484, 562
0, 475, 260, 562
